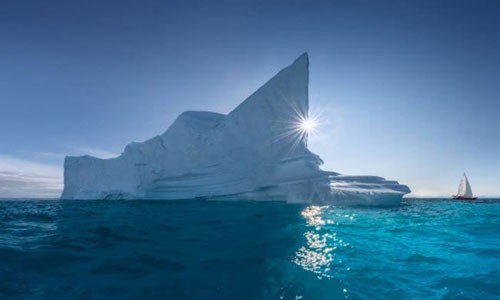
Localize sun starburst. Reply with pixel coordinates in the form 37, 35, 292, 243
271, 101, 324, 156
299, 116, 318, 135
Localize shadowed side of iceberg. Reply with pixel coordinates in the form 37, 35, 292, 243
61, 53, 410, 205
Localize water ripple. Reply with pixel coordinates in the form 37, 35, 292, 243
0, 199, 499, 299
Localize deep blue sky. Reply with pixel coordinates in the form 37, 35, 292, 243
1, 0, 499, 197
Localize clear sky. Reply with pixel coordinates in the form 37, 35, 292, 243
1, 0, 499, 198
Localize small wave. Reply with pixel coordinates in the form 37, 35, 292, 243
0, 199, 498, 299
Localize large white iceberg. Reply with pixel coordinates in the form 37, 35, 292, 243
61, 53, 410, 205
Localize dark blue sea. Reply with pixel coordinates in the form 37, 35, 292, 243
0, 199, 499, 300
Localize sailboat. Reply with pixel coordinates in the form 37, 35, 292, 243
453, 173, 477, 200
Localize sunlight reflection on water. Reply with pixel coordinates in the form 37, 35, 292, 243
294, 206, 354, 280
294, 206, 333, 277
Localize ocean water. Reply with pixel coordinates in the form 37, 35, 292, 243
0, 199, 499, 300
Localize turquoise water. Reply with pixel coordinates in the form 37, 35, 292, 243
0, 199, 498, 299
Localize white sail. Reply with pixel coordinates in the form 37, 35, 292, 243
457, 173, 473, 198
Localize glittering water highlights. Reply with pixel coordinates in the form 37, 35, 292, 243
0, 199, 499, 299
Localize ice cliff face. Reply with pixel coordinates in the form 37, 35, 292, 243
61, 53, 410, 205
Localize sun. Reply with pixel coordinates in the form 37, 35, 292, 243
272, 107, 323, 152
300, 118, 317, 134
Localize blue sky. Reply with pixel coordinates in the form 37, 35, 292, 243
1, 0, 499, 198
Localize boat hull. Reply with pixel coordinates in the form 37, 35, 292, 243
452, 196, 477, 200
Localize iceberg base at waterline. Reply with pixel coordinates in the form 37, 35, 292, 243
61, 53, 410, 205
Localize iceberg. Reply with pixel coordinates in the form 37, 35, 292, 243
61, 53, 410, 205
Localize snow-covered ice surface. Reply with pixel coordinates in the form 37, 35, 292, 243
61, 53, 410, 205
